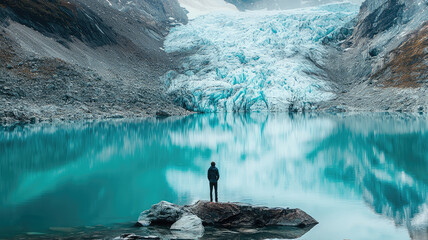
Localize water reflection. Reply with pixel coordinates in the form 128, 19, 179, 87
0, 113, 427, 239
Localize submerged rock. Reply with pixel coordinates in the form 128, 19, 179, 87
49, 227, 77, 233
25, 232, 45, 236
114, 233, 160, 240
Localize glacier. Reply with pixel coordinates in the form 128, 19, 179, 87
178, 0, 238, 19
163, 3, 360, 112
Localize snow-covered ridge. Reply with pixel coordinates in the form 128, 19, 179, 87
163, 3, 359, 112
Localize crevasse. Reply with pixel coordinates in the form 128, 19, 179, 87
163, 3, 359, 112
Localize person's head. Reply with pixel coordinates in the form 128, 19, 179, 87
211, 161, 216, 167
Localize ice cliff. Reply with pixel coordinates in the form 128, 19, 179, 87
163, 3, 360, 112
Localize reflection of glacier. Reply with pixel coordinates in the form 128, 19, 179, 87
163, 3, 359, 112
165, 113, 428, 240
1, 113, 427, 239
313, 114, 428, 240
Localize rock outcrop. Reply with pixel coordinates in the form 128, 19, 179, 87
137, 201, 318, 229
186, 201, 318, 228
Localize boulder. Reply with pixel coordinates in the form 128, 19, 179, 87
171, 214, 204, 234
137, 201, 184, 227
185, 201, 318, 228
155, 110, 171, 118
136, 201, 317, 229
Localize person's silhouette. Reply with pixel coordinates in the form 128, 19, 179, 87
207, 161, 219, 202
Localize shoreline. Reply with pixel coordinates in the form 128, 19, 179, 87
1, 108, 427, 127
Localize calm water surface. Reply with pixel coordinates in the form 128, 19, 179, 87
1, 113, 427, 239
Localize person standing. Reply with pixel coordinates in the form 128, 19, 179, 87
207, 161, 219, 202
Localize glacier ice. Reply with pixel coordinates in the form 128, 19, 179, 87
163, 3, 359, 112
178, 0, 238, 19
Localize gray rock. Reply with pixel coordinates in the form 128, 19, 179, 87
137, 201, 184, 227
170, 214, 204, 238
137, 201, 317, 229
156, 110, 171, 118
186, 201, 318, 228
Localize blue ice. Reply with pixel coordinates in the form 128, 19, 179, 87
163, 3, 359, 112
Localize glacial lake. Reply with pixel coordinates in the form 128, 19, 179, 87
1, 113, 427, 239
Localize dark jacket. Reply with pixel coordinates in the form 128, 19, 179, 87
207, 166, 219, 183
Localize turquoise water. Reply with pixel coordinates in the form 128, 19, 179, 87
1, 113, 427, 239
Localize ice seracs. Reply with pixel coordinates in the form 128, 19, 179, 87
163, 3, 359, 112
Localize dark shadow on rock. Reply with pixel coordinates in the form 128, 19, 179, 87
201, 225, 316, 240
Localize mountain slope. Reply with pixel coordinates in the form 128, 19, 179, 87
0, 0, 117, 47
0, 0, 189, 124
321, 0, 427, 112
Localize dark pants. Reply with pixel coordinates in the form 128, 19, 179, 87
210, 182, 218, 202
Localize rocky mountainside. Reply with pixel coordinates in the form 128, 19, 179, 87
0, 0, 189, 124
321, 0, 427, 112
350, 0, 427, 87
104, 0, 187, 35
0, 0, 116, 47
